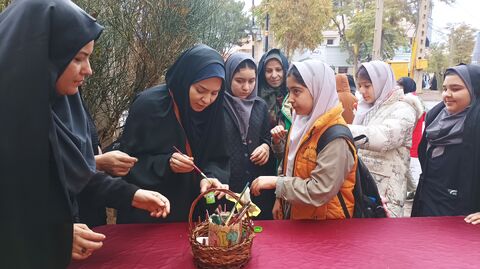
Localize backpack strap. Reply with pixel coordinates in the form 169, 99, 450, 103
316, 125, 354, 154
336, 193, 351, 219
317, 124, 355, 219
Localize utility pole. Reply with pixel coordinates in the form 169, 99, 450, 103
264, 13, 269, 52
412, 0, 430, 93
372, 0, 384, 60
251, 0, 255, 58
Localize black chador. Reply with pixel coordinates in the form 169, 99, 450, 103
117, 45, 230, 223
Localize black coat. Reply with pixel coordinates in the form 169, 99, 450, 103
224, 99, 276, 219
1, 0, 108, 267
76, 96, 106, 227
117, 86, 230, 223
412, 103, 480, 216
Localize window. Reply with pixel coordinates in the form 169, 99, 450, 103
326, 39, 334, 45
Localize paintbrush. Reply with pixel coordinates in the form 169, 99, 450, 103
231, 201, 252, 225
172, 146, 209, 180
225, 182, 249, 226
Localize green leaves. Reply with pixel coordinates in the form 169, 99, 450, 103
447, 23, 476, 66
70, 0, 249, 145
332, 0, 410, 71
257, 0, 332, 59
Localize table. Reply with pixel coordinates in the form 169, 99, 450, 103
69, 217, 480, 268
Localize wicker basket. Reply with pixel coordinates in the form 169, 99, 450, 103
188, 188, 255, 269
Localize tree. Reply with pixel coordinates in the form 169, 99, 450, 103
197, 0, 249, 55
331, 0, 456, 73
426, 42, 448, 88
256, 0, 332, 59
0, 0, 10, 11
75, 0, 249, 145
1, 0, 250, 145
447, 23, 476, 66
332, 0, 410, 73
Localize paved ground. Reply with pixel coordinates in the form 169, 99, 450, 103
403, 89, 442, 217
418, 89, 442, 110
417, 89, 442, 102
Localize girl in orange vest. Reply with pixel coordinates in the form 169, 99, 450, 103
251, 60, 357, 220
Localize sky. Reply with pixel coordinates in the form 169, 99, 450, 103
242, 0, 480, 44
430, 0, 480, 43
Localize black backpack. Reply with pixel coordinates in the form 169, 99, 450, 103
316, 124, 387, 218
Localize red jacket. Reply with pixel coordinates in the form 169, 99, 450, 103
411, 112, 425, 158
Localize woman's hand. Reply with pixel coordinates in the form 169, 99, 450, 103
250, 143, 270, 166
169, 152, 195, 173
272, 198, 284, 220
132, 189, 170, 218
200, 178, 229, 199
95, 150, 138, 176
251, 176, 278, 196
465, 212, 480, 225
270, 125, 287, 144
71, 223, 105, 260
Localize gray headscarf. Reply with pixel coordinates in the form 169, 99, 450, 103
425, 65, 474, 146
224, 52, 258, 142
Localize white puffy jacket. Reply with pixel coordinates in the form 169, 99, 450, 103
349, 89, 424, 217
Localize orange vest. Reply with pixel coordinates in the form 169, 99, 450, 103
283, 104, 357, 220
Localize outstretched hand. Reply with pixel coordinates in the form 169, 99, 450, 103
95, 150, 137, 176
251, 176, 278, 196
132, 189, 170, 218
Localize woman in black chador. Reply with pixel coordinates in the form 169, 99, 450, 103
412, 64, 480, 218
117, 44, 230, 223
0, 0, 169, 267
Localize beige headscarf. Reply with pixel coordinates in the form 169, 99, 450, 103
353, 61, 396, 125
286, 60, 339, 176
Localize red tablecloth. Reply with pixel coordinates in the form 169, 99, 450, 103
69, 217, 480, 269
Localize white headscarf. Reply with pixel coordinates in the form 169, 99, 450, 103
353, 61, 396, 125
286, 60, 339, 176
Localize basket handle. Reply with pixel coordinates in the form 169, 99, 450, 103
188, 188, 249, 230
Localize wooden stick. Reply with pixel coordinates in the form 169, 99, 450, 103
231, 202, 251, 225
225, 182, 249, 226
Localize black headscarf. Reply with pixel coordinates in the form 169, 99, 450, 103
52, 93, 99, 195
166, 44, 226, 163
257, 49, 289, 127
49, 3, 103, 195
398, 77, 417, 94
425, 66, 474, 147
0, 0, 102, 267
257, 48, 289, 99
